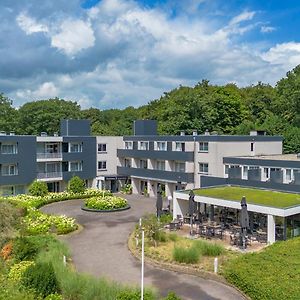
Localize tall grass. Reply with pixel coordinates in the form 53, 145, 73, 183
193, 240, 224, 256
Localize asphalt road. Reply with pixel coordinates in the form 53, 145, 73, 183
41, 195, 245, 300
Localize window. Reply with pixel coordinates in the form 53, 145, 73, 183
139, 141, 149, 150
250, 142, 254, 152
70, 143, 82, 153
243, 166, 248, 178
69, 161, 82, 172
199, 163, 208, 174
1, 164, 18, 176
286, 169, 292, 181
224, 165, 230, 175
175, 162, 185, 172
98, 143, 107, 152
46, 143, 59, 153
199, 142, 208, 152
263, 168, 269, 179
156, 141, 166, 151
156, 160, 165, 171
139, 159, 148, 169
124, 158, 131, 168
175, 142, 185, 152
1, 143, 18, 154
125, 141, 133, 150
0, 186, 14, 196
98, 161, 107, 170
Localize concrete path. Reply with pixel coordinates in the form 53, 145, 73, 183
41, 195, 245, 300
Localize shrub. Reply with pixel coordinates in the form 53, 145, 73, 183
193, 240, 224, 256
44, 294, 63, 300
0, 241, 13, 260
173, 246, 200, 264
159, 213, 172, 225
12, 237, 39, 262
28, 180, 48, 197
168, 233, 178, 242
22, 262, 60, 298
85, 196, 127, 210
163, 292, 182, 300
8, 260, 35, 282
116, 289, 155, 300
68, 176, 86, 194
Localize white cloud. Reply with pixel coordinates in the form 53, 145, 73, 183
16, 82, 58, 100
229, 11, 256, 26
16, 12, 48, 34
51, 19, 95, 56
260, 25, 276, 33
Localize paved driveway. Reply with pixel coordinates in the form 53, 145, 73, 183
41, 195, 245, 300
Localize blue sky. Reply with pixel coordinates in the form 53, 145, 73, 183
1, 0, 300, 109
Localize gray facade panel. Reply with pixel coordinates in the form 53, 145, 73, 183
117, 149, 194, 161
228, 167, 242, 179
60, 120, 91, 136
0, 136, 36, 185
224, 157, 300, 169
200, 176, 300, 193
124, 135, 282, 142
270, 170, 283, 184
248, 169, 261, 181
133, 120, 158, 136
117, 166, 194, 183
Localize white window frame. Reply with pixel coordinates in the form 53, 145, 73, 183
98, 161, 107, 171
156, 141, 167, 151
199, 142, 208, 152
125, 141, 133, 150
1, 164, 18, 176
175, 142, 185, 152
98, 143, 107, 153
1, 143, 18, 154
139, 141, 149, 150
199, 163, 209, 174
124, 158, 131, 168
286, 169, 292, 182
242, 166, 248, 179
139, 159, 148, 169
224, 164, 230, 176
175, 161, 185, 173
69, 143, 82, 153
69, 161, 82, 172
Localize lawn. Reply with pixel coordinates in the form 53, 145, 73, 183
193, 186, 300, 208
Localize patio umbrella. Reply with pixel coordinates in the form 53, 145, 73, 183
240, 196, 249, 249
189, 190, 195, 234
156, 185, 163, 218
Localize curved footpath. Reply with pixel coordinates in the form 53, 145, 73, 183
41, 194, 245, 300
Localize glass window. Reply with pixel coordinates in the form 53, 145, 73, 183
175, 142, 185, 152
251, 142, 254, 152
224, 165, 229, 175
243, 166, 248, 178
46, 143, 59, 153
1, 143, 18, 154
0, 186, 14, 196
286, 169, 292, 181
70, 143, 82, 153
69, 161, 82, 172
98, 143, 107, 152
1, 164, 18, 176
139, 141, 149, 150
125, 141, 133, 150
156, 160, 165, 171
98, 161, 107, 170
199, 163, 208, 174
199, 142, 208, 152
124, 158, 131, 168
156, 142, 166, 151
175, 162, 185, 172
263, 168, 269, 179
139, 159, 148, 169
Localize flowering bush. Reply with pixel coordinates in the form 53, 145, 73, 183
8, 260, 35, 282
85, 195, 128, 210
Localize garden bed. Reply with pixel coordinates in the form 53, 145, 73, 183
82, 195, 129, 212
81, 204, 130, 213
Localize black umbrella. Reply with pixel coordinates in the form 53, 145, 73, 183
240, 196, 249, 249
156, 185, 163, 218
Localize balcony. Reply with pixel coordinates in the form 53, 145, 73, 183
37, 152, 63, 160
37, 172, 63, 180
117, 149, 194, 161
117, 166, 194, 183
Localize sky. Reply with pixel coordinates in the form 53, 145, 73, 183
1, 0, 300, 109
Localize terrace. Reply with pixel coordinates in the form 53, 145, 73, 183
173, 185, 300, 246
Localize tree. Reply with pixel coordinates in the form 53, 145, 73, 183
28, 180, 48, 197
68, 176, 86, 194
0, 93, 17, 133
18, 98, 81, 135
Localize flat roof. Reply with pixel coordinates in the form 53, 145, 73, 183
190, 186, 300, 209
232, 154, 300, 161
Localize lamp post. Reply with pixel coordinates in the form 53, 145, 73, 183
141, 229, 144, 300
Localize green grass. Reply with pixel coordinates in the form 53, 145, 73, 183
222, 237, 300, 300
193, 186, 300, 208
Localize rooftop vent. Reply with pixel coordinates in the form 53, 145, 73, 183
180, 131, 185, 136
192, 130, 198, 136
250, 130, 266, 136
54, 132, 59, 137
204, 129, 210, 136
0, 131, 6, 136
9, 132, 15, 136
297, 153, 300, 159
40, 132, 47, 137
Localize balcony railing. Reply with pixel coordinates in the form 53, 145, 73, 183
37, 172, 63, 179
37, 152, 62, 159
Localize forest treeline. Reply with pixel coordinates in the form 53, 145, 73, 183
1, 65, 300, 153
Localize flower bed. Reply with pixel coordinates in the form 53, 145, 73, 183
84, 195, 129, 211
